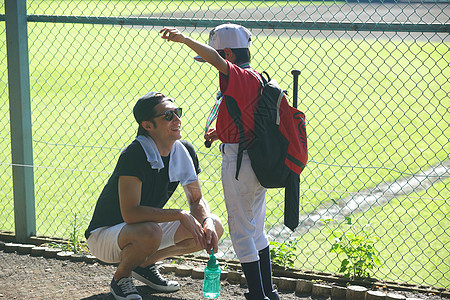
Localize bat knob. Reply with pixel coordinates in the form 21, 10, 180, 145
204, 140, 212, 148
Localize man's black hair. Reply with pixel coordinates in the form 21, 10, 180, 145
134, 92, 173, 136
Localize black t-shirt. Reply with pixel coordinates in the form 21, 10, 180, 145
85, 139, 201, 239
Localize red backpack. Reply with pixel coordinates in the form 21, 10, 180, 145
225, 70, 308, 230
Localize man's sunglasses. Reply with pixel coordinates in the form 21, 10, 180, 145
154, 107, 182, 121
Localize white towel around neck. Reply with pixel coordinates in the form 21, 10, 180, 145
135, 135, 198, 186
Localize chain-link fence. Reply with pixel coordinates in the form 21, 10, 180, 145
1, 0, 448, 289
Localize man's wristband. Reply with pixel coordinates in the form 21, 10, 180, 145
201, 216, 213, 227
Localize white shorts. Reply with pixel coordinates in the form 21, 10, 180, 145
86, 221, 180, 264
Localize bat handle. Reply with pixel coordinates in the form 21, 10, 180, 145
291, 70, 300, 109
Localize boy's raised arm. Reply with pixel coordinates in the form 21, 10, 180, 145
160, 27, 229, 75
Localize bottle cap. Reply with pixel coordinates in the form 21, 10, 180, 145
207, 250, 219, 268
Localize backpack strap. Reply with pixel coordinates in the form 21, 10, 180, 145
224, 95, 248, 180
224, 69, 267, 181
248, 69, 269, 86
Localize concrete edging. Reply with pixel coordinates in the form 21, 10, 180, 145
1, 240, 449, 299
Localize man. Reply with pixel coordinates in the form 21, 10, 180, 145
85, 91, 224, 300
160, 25, 279, 300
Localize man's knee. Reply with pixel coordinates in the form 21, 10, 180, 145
139, 222, 163, 245
121, 222, 162, 252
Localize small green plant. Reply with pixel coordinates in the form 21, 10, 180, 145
323, 216, 381, 279
269, 238, 298, 269
66, 212, 89, 254
42, 213, 89, 254
175, 257, 185, 264
221, 262, 229, 271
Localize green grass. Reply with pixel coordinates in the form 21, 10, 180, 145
0, 4, 448, 288
295, 179, 449, 288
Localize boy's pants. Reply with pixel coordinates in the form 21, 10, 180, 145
220, 143, 269, 263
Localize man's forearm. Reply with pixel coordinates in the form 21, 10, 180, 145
189, 197, 211, 223
122, 205, 185, 224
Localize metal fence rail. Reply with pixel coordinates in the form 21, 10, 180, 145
1, 0, 449, 289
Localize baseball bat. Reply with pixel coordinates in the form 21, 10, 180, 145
291, 70, 300, 109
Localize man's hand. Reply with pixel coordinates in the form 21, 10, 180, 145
202, 218, 219, 254
179, 210, 206, 249
160, 27, 186, 44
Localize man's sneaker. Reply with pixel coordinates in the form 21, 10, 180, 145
132, 264, 180, 292
110, 276, 142, 300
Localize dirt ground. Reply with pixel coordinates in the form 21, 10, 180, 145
0, 250, 447, 300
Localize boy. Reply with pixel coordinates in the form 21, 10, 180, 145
160, 25, 279, 300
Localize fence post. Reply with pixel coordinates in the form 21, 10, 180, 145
5, 0, 36, 242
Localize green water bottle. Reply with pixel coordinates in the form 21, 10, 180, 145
203, 250, 221, 299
